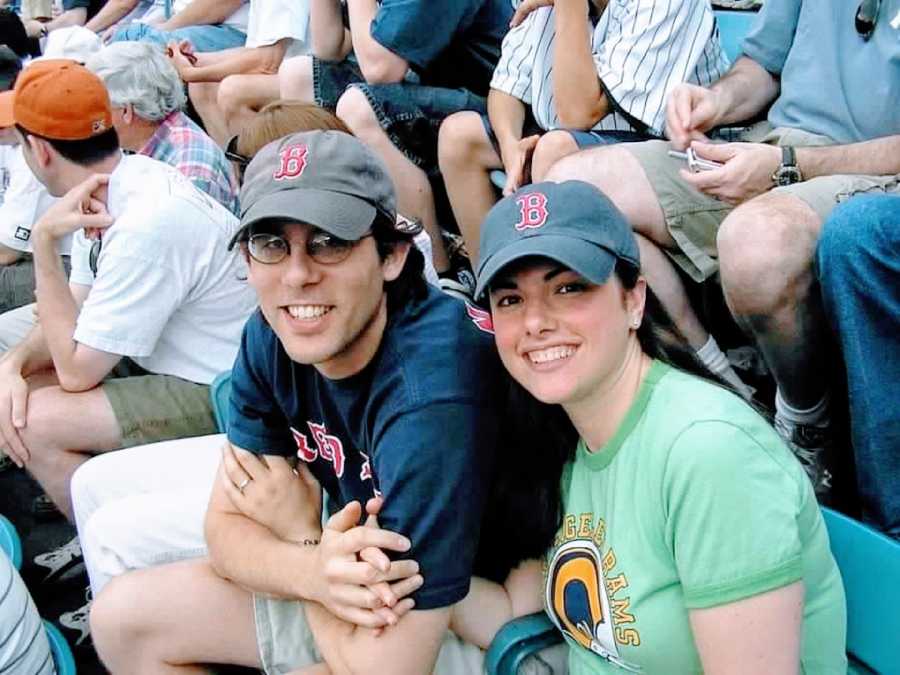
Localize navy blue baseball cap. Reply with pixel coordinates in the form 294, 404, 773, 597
474, 181, 641, 299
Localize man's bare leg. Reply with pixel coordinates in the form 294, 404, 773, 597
91, 558, 261, 674
531, 130, 581, 183
15, 382, 122, 519
437, 111, 504, 266
336, 87, 452, 273
278, 55, 315, 102
188, 82, 228, 147
218, 73, 283, 143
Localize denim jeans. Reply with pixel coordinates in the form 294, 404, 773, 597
111, 21, 246, 52
816, 194, 900, 539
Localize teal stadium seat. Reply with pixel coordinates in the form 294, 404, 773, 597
0, 515, 77, 674
210, 370, 233, 433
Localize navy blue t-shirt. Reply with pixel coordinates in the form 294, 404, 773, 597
228, 288, 503, 610
370, 0, 513, 95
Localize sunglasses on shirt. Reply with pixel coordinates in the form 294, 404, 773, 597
225, 135, 251, 182
856, 0, 881, 39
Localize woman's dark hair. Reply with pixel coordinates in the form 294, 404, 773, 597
478, 259, 738, 577
16, 125, 119, 166
370, 212, 428, 314
0, 9, 39, 58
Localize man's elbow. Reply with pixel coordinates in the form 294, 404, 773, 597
556, 99, 609, 130
56, 369, 102, 393
359, 58, 407, 85
62, 8, 88, 26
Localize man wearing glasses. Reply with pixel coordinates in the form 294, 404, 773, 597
0, 60, 256, 518
87, 129, 504, 674
544, 0, 900, 498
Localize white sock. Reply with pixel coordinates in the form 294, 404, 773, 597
775, 388, 830, 429
696, 336, 754, 400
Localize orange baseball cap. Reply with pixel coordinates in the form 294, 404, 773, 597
0, 59, 112, 140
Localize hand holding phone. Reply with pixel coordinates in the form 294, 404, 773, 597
667, 148, 723, 172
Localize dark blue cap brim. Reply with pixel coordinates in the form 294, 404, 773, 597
474, 234, 619, 299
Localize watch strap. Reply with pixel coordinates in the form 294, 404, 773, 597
782, 145, 797, 169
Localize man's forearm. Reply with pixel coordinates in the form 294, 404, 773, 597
710, 57, 780, 127
553, 0, 608, 129
488, 90, 527, 161
45, 8, 88, 31
84, 0, 138, 32
311, 0, 352, 60
31, 232, 82, 381
798, 135, 900, 180
159, 0, 243, 31
206, 509, 323, 601
346, 0, 407, 83
0, 244, 22, 266
181, 44, 283, 82
0, 321, 51, 378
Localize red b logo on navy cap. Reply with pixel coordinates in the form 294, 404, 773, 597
273, 144, 309, 181
515, 192, 549, 231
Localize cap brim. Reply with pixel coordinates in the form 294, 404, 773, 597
237, 187, 376, 243
474, 234, 619, 299
0, 91, 14, 128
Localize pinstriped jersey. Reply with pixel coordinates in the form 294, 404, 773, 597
490, 0, 730, 137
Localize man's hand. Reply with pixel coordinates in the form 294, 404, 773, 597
0, 360, 31, 468
23, 19, 44, 38
32, 174, 112, 242
501, 135, 540, 196
314, 501, 422, 629
166, 40, 199, 79
222, 445, 324, 543
510, 0, 554, 27
666, 83, 728, 151
679, 141, 781, 205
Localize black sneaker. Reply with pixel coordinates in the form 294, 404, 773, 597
774, 417, 833, 498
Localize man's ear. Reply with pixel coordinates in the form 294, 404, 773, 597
381, 240, 411, 283
26, 134, 53, 169
122, 104, 134, 124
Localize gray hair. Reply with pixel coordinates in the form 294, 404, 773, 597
86, 42, 186, 122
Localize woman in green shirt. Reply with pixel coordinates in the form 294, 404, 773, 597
455, 180, 847, 673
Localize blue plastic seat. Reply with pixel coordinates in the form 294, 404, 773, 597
822, 507, 900, 674
0, 514, 22, 570
715, 9, 758, 62
210, 370, 233, 433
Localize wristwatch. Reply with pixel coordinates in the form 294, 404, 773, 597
772, 146, 803, 186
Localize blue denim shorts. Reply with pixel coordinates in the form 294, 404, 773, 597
479, 112, 650, 157
313, 57, 486, 177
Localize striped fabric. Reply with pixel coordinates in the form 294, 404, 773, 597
0, 552, 54, 675
490, 0, 731, 137
139, 110, 241, 216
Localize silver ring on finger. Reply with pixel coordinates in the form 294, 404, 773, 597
237, 477, 250, 494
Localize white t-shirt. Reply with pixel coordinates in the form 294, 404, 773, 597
0, 147, 67, 255
69, 154, 257, 385
244, 0, 309, 58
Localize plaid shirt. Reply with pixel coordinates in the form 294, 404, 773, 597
139, 111, 240, 215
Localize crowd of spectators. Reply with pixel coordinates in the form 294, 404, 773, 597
0, 0, 897, 672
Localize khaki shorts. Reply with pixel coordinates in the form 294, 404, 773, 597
102, 362, 217, 448
625, 122, 900, 281
254, 594, 569, 674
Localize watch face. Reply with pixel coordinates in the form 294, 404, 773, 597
777, 167, 802, 186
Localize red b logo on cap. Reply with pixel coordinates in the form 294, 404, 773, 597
273, 144, 309, 181
515, 193, 549, 231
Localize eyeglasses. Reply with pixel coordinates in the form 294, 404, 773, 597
856, 0, 881, 39
224, 135, 250, 182
247, 230, 372, 265
89, 236, 102, 277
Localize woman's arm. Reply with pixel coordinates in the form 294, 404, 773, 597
451, 560, 545, 648
689, 582, 804, 675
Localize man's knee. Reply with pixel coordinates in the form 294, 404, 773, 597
717, 194, 821, 316
188, 82, 219, 110
335, 86, 380, 137
438, 111, 489, 171
278, 55, 313, 101
531, 130, 578, 181
217, 76, 246, 117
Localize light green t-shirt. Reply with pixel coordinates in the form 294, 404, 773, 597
543, 361, 846, 674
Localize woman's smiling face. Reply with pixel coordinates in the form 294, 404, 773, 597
489, 259, 644, 408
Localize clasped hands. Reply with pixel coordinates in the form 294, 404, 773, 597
222, 444, 422, 632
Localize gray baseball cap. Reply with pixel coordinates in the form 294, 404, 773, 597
236, 130, 396, 242
474, 181, 641, 299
